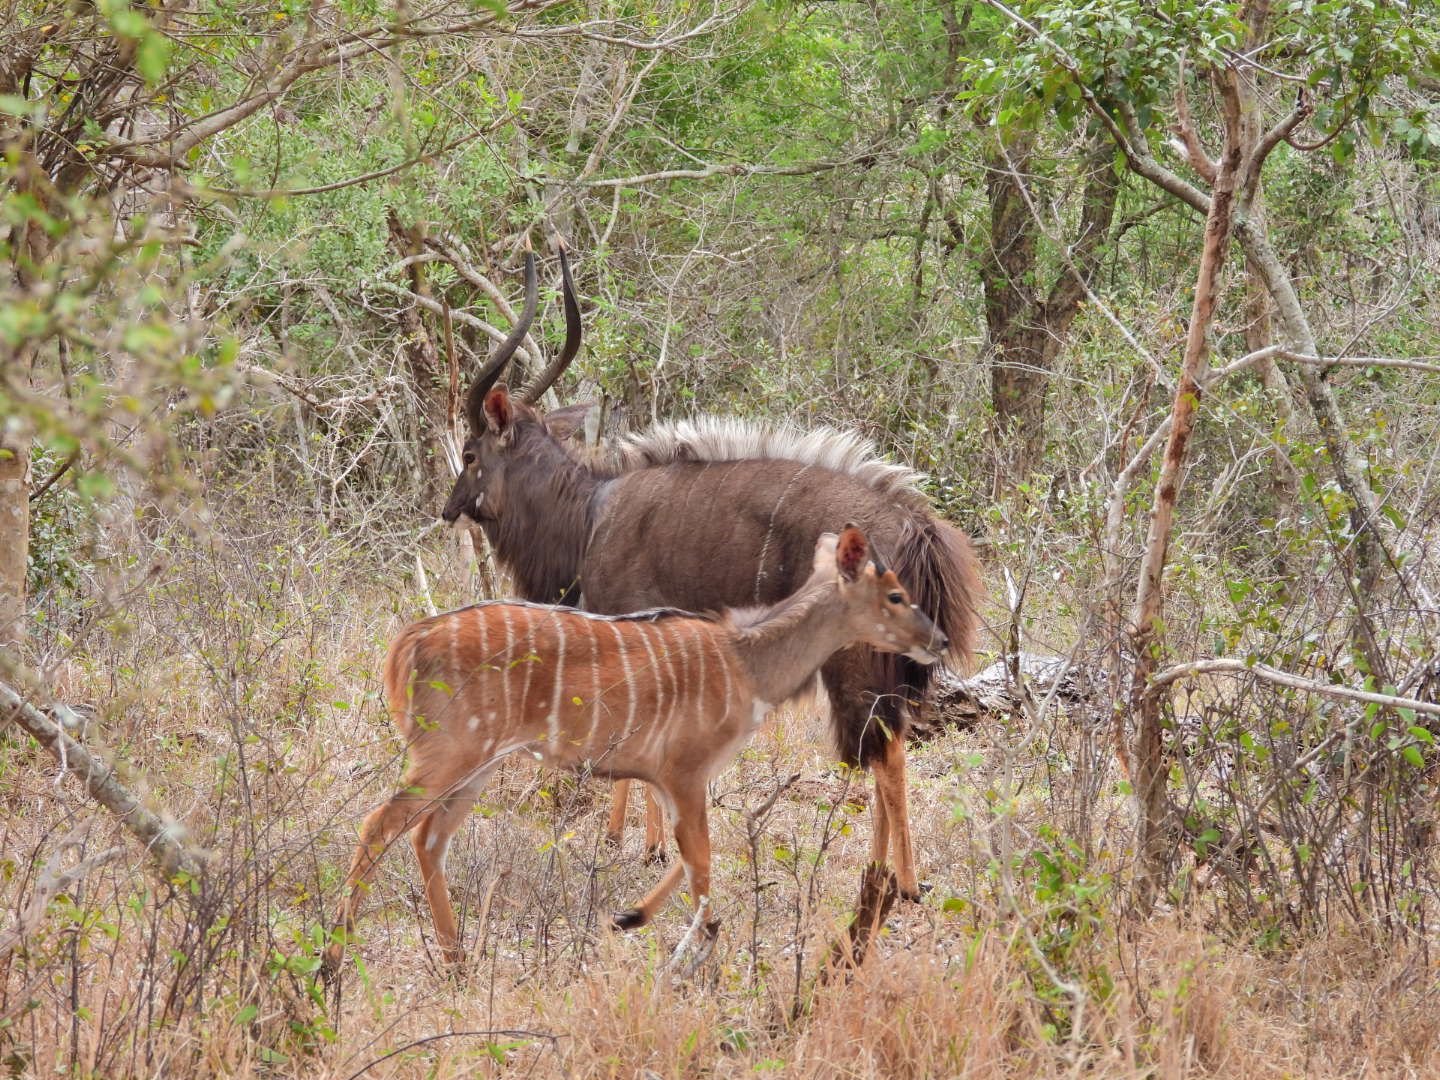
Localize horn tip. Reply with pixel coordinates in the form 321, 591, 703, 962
523, 233, 534, 253
552, 232, 568, 253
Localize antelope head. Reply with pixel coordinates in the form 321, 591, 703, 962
825, 525, 948, 665
441, 238, 586, 527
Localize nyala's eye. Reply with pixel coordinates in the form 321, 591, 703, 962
463, 451, 477, 467
887, 591, 904, 605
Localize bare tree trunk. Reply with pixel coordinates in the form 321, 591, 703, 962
388, 211, 454, 509
1235, 0, 1298, 535
1127, 70, 1244, 912
0, 435, 28, 653
1074, 6, 1391, 680
981, 131, 1118, 495
1238, 227, 1391, 680
982, 133, 1046, 491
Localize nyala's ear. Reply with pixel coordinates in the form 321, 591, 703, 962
835, 524, 869, 583
543, 402, 596, 443
484, 386, 515, 438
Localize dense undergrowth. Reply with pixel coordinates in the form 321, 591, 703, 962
5, 481, 1440, 1077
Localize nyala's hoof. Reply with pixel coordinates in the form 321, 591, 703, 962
603, 833, 624, 849
612, 908, 646, 931
899, 880, 933, 903
643, 845, 669, 866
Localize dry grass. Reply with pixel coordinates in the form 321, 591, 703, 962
4, 528, 1440, 1079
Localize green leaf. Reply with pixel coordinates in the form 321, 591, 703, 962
1402, 745, 1425, 769
76, 473, 116, 500
137, 33, 172, 85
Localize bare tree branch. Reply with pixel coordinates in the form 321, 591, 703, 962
1, 678, 206, 881
1148, 658, 1440, 719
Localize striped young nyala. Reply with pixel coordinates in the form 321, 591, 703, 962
324, 526, 945, 970
439, 241, 981, 900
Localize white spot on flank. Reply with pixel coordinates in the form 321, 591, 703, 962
874, 622, 886, 632
468, 714, 481, 731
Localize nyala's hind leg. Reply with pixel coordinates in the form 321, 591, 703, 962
325, 793, 427, 975
643, 785, 668, 865
410, 769, 493, 966
613, 788, 711, 934
605, 780, 632, 847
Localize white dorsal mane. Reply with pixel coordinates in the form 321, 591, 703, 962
612, 417, 925, 499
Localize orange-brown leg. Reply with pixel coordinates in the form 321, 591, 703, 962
605, 780, 632, 846
869, 769, 891, 868
613, 789, 708, 930
325, 793, 428, 974
410, 772, 490, 965
643, 785, 668, 864
873, 733, 920, 899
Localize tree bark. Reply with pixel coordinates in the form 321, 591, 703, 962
0, 436, 28, 653
1127, 69, 1244, 912
981, 131, 1118, 494
1236, 225, 1391, 680
1233, 1, 1299, 525
387, 211, 455, 509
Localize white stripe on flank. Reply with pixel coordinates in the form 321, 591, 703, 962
654, 623, 681, 752
471, 606, 487, 716
474, 604, 488, 666
713, 634, 734, 717
693, 626, 706, 728
754, 464, 811, 603
609, 621, 637, 745
588, 627, 603, 750
546, 615, 567, 745
447, 616, 459, 689
519, 608, 537, 716
633, 621, 661, 746
500, 606, 515, 715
